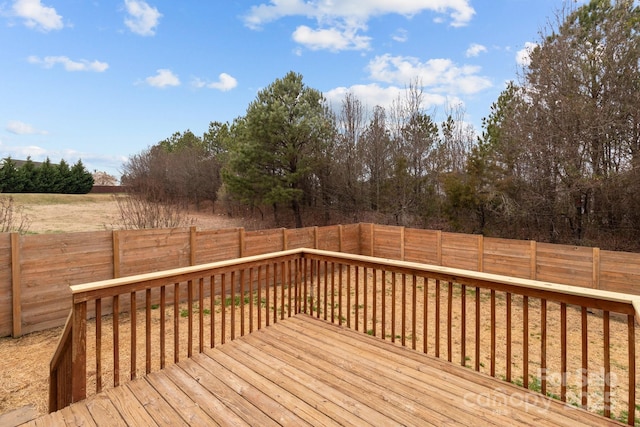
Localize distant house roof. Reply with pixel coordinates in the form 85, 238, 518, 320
1, 158, 55, 168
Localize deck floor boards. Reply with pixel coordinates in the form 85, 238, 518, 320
26, 314, 622, 426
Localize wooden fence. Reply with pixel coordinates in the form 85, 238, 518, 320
2, 223, 640, 337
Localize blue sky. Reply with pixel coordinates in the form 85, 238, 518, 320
1, 0, 580, 179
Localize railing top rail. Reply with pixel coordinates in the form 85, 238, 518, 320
68, 247, 640, 318
70, 248, 304, 302
302, 249, 640, 318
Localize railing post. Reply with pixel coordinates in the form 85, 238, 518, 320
71, 301, 87, 404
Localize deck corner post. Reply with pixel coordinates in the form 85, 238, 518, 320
71, 300, 87, 404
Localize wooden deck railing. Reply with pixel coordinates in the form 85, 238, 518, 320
50, 249, 640, 424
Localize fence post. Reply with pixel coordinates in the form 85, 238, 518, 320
283, 228, 288, 250
112, 230, 121, 279
593, 247, 601, 290
478, 235, 484, 272
370, 223, 374, 257
314, 226, 319, 249
190, 226, 197, 266
400, 226, 405, 261
436, 230, 442, 265
11, 232, 21, 338
338, 225, 343, 252
239, 228, 245, 257
530, 240, 537, 280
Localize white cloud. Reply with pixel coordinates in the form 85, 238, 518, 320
243, 0, 474, 52
27, 55, 109, 72
244, 0, 475, 29
392, 28, 408, 43
325, 83, 452, 113
367, 53, 492, 95
6, 120, 48, 135
11, 0, 63, 31
192, 73, 238, 91
292, 25, 371, 51
516, 41, 538, 67
145, 69, 180, 88
124, 0, 161, 36
465, 43, 487, 57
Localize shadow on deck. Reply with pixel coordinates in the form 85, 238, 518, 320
26, 314, 621, 426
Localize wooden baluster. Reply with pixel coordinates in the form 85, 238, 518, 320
185, 280, 192, 357
363, 267, 368, 334
541, 299, 547, 396
315, 260, 320, 319
581, 306, 588, 409
249, 268, 254, 333
303, 260, 308, 314
338, 264, 343, 326
475, 287, 480, 371
346, 265, 351, 328
390, 272, 396, 342
331, 262, 335, 323
199, 277, 204, 353
174, 282, 180, 363
382, 270, 388, 340
461, 285, 466, 367
324, 261, 329, 321
160, 286, 165, 369
448, 282, 453, 363
145, 289, 151, 374
95, 298, 102, 393
506, 293, 512, 383
257, 267, 263, 330
210, 276, 216, 348
287, 260, 292, 318
401, 274, 406, 347
423, 277, 428, 354
490, 289, 496, 376
412, 275, 417, 351
221, 274, 226, 344
281, 261, 286, 321
435, 279, 440, 358
275, 262, 280, 324
523, 296, 529, 389
240, 269, 245, 336
603, 310, 610, 418
354, 266, 359, 331
113, 295, 119, 387
373, 269, 377, 337
560, 302, 567, 401
130, 291, 137, 380
627, 314, 636, 426
231, 271, 236, 340
264, 264, 271, 326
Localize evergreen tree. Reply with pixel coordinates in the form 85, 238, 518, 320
0, 158, 24, 193
18, 157, 38, 193
68, 160, 94, 193
224, 71, 334, 227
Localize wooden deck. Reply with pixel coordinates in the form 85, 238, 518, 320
28, 314, 621, 426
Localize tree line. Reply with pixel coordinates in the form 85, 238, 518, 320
122, 0, 640, 251
0, 157, 94, 194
